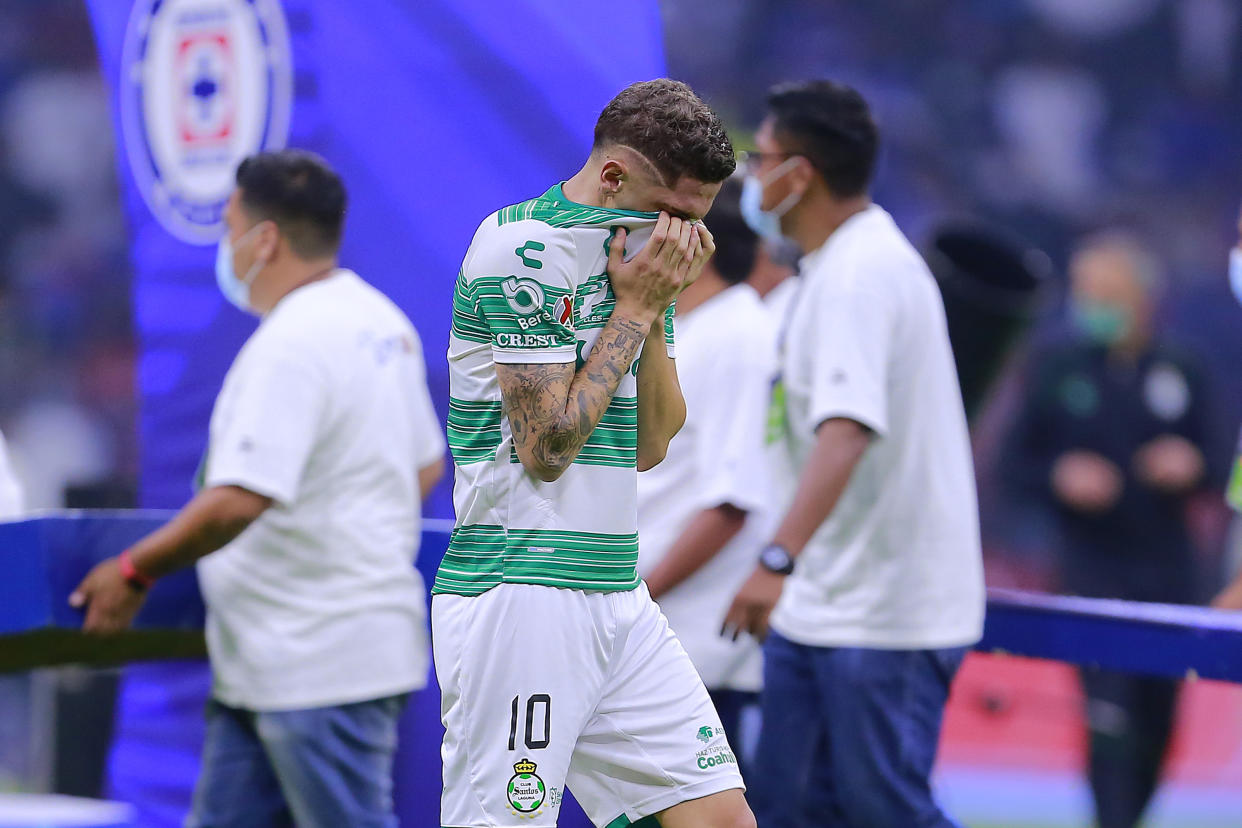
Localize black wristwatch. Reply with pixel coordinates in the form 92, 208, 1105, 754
758, 544, 795, 576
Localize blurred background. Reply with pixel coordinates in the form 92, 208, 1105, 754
1, 0, 1241, 826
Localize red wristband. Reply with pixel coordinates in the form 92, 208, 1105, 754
118, 549, 156, 590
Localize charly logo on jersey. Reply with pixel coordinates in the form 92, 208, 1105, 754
120, 0, 293, 244
515, 240, 545, 270
506, 758, 546, 814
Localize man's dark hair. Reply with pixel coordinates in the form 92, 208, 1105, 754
594, 79, 736, 185
235, 149, 346, 259
766, 80, 879, 198
704, 177, 757, 285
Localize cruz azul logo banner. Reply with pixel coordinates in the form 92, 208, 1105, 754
120, 0, 293, 243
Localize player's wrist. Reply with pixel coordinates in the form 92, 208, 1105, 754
612, 300, 660, 329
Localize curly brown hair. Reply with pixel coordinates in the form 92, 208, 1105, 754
593, 79, 736, 185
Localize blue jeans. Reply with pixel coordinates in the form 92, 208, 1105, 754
186, 694, 407, 828
710, 688, 760, 784
751, 633, 965, 828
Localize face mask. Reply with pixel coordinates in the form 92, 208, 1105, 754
215, 224, 265, 313
1229, 247, 1242, 307
1072, 300, 1130, 346
741, 157, 803, 243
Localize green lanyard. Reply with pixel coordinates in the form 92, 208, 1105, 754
1228, 432, 1242, 513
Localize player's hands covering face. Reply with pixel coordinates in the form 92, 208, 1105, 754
608, 212, 711, 319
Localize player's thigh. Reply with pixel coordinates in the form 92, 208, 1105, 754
567, 587, 745, 826
432, 586, 607, 827
655, 788, 755, 828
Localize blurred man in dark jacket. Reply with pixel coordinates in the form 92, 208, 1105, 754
1003, 232, 1215, 828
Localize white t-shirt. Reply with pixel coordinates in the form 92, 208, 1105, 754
637, 284, 777, 692
0, 429, 23, 520
198, 270, 446, 711
770, 205, 984, 650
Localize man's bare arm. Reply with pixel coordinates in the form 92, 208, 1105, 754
722, 417, 871, 640
645, 504, 747, 599
499, 311, 652, 482
769, 417, 872, 555
635, 313, 686, 471
127, 485, 272, 578
499, 214, 705, 482
69, 485, 271, 633
418, 456, 445, 500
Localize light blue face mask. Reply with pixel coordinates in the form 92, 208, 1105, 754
1229, 247, 1242, 307
1072, 300, 1131, 346
215, 224, 265, 313
741, 157, 803, 243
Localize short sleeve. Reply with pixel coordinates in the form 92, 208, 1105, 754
466, 225, 578, 364
407, 328, 447, 468
808, 284, 894, 436
205, 341, 325, 506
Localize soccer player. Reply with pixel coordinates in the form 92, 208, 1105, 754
433, 80, 755, 828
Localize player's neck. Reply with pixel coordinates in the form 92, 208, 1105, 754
253, 258, 338, 315
562, 166, 605, 208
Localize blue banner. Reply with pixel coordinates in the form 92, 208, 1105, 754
86, 0, 665, 518
83, 1, 665, 824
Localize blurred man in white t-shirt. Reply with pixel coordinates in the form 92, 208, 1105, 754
71, 150, 445, 828
636, 178, 777, 779
724, 81, 983, 828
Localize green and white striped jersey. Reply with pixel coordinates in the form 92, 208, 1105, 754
433, 184, 674, 597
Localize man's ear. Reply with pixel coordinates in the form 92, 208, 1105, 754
600, 158, 627, 196
789, 156, 817, 196
254, 219, 280, 262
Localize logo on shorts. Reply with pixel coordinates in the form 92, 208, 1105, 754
696, 746, 738, 771
507, 758, 546, 814
696, 725, 715, 744
120, 0, 293, 244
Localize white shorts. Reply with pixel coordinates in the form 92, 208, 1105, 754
432, 582, 744, 827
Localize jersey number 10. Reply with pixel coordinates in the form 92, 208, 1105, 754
509, 694, 552, 751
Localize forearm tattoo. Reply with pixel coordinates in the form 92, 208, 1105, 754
500, 313, 649, 475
